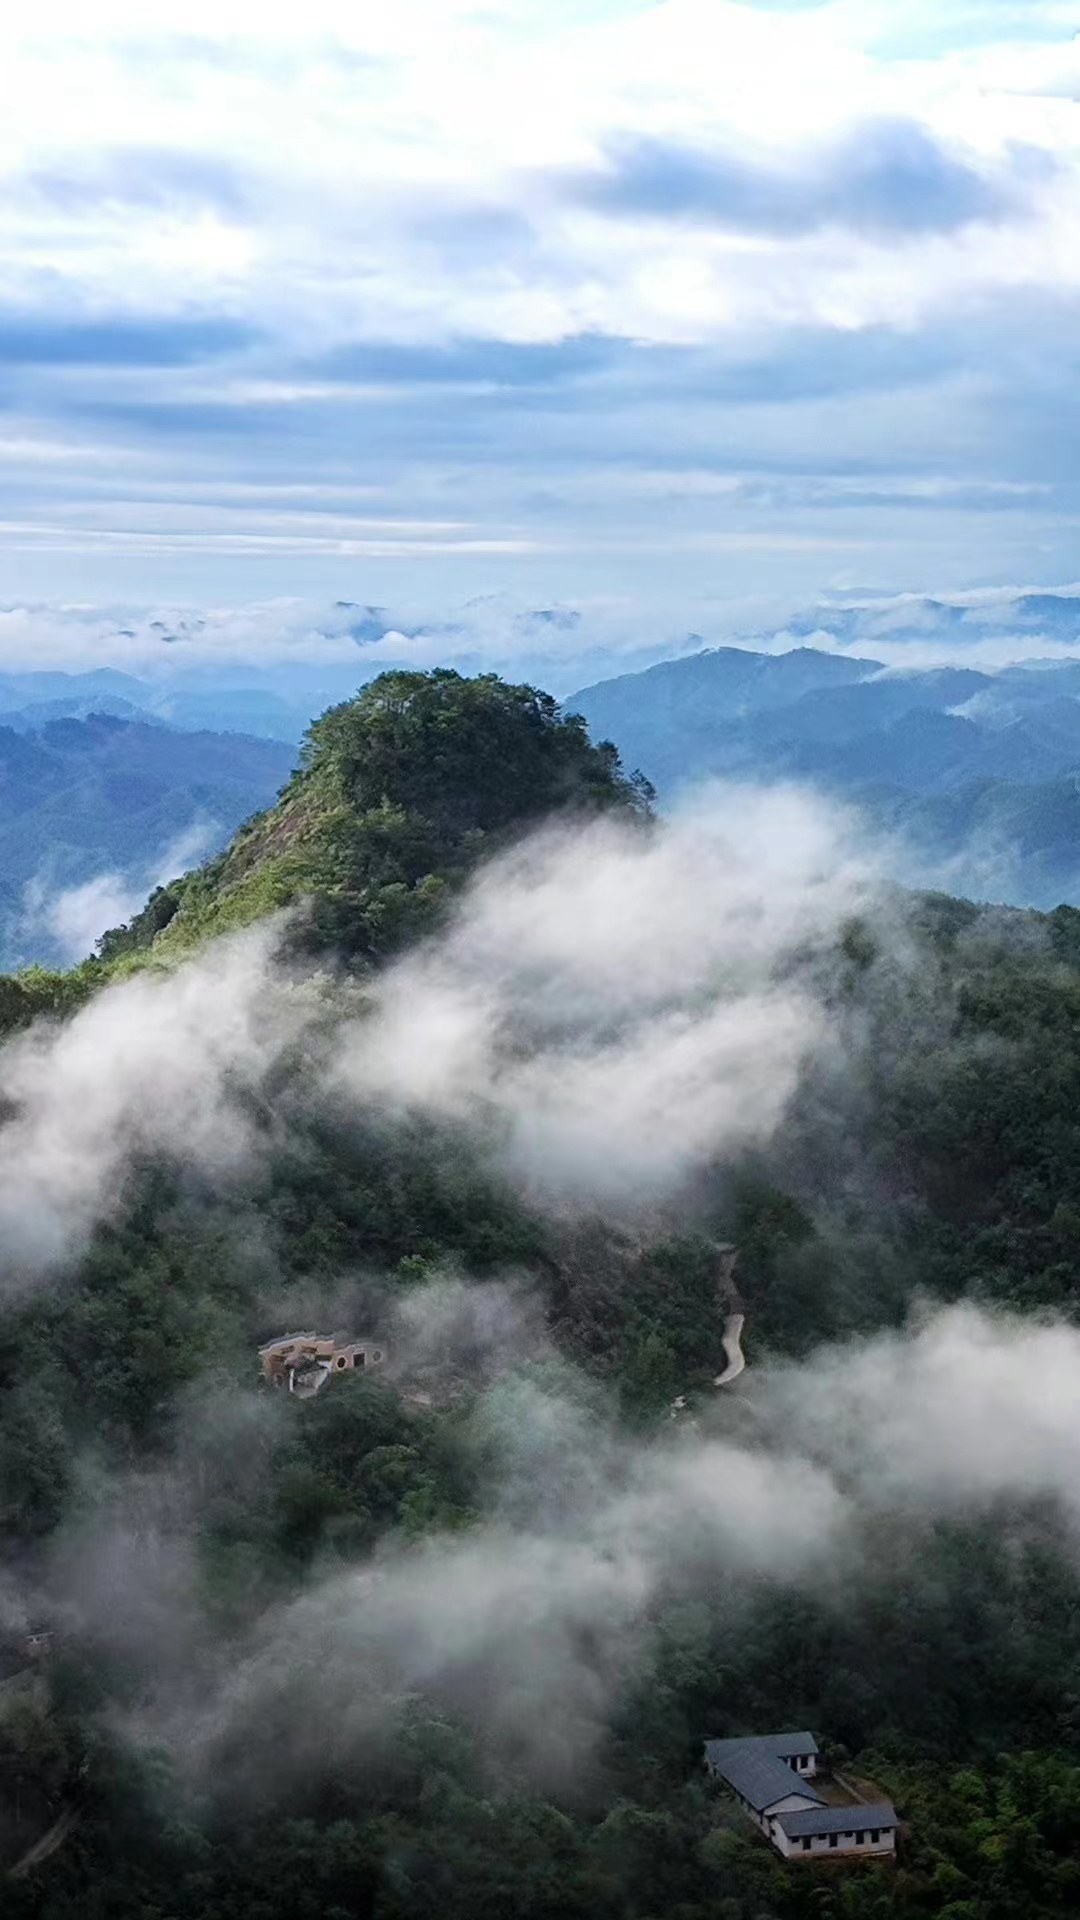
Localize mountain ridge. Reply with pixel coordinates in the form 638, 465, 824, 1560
0, 712, 295, 973
568, 643, 1080, 906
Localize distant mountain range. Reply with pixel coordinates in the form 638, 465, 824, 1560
5, 584, 1080, 736
568, 645, 1080, 908
7, 586, 1080, 945
773, 589, 1080, 657
0, 713, 294, 971
0, 668, 321, 745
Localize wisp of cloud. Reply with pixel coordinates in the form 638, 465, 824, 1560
0, 783, 872, 1291
333, 785, 874, 1208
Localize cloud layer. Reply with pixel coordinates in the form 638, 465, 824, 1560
4, 584, 1080, 697
0, 4, 1076, 600
0, 922, 310, 1284
58, 1299, 1080, 1793
0, 784, 872, 1290
334, 789, 872, 1206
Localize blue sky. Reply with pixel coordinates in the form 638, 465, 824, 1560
0, 0, 1078, 632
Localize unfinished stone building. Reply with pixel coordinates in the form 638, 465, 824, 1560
259, 1332, 387, 1399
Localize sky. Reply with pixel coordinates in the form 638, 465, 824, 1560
0, 2, 1079, 615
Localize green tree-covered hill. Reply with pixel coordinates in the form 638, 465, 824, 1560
99, 667, 651, 965
3, 671, 1080, 1920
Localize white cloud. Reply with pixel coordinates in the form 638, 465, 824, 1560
4, 582, 1080, 692
0, 5, 1071, 600
21, 818, 218, 965
0, 920, 312, 1288
77, 1299, 1080, 1789
0, 3, 1074, 342
0, 783, 871, 1288
334, 787, 873, 1207
765, 1302, 1080, 1522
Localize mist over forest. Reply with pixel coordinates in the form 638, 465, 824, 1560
3, 667, 1080, 1917
5, 0, 1080, 1908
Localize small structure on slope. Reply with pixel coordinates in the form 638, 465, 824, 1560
259, 1332, 387, 1399
0, 1625, 65, 1876
0, 1624, 54, 1711
704, 1732, 897, 1860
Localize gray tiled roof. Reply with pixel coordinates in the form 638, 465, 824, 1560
704, 1738, 824, 1813
768, 1732, 819, 1759
776, 1802, 897, 1838
705, 1731, 818, 1763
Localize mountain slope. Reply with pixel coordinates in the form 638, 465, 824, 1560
870, 775, 1080, 904
568, 645, 1080, 905
0, 714, 295, 971
97, 667, 650, 966
565, 646, 879, 789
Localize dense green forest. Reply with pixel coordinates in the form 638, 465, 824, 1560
4, 670, 1080, 1917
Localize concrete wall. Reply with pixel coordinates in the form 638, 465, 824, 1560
772, 1824, 896, 1859
260, 1335, 386, 1394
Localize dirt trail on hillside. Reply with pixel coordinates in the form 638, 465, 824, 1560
714, 1311, 746, 1386
9, 1806, 77, 1879
671, 1246, 746, 1418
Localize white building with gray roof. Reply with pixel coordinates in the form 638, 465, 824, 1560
703, 1731, 897, 1860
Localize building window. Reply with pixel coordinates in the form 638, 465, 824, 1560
870, 1830, 880, 1844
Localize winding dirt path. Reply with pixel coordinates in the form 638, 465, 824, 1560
713, 1311, 746, 1387
670, 1254, 747, 1418
8, 1805, 77, 1879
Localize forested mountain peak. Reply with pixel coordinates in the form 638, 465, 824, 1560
568, 642, 1080, 908
95, 667, 650, 969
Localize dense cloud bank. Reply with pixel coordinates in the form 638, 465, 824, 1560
335, 791, 872, 1207
0, 921, 313, 1287
0, 785, 872, 1290
4, 587, 1080, 692
44, 1295, 1080, 1795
